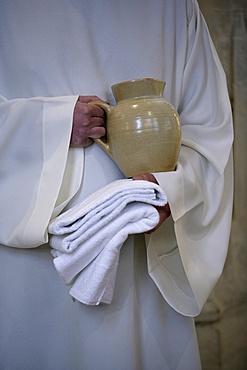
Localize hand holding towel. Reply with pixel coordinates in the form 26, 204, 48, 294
49, 179, 167, 305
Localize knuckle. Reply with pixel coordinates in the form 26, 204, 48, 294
81, 117, 90, 126
81, 105, 91, 115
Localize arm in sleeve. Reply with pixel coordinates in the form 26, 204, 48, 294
0, 95, 84, 248
146, 0, 234, 316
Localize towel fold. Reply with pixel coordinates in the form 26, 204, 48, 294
48, 179, 167, 305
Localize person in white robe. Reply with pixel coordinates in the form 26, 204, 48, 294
0, 1, 233, 369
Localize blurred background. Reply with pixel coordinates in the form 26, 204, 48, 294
195, 1, 247, 369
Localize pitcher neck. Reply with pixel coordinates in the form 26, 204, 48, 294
111, 78, 166, 102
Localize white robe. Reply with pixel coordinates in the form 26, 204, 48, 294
0, 0, 233, 369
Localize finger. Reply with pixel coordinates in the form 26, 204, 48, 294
90, 105, 105, 118
145, 203, 171, 234
133, 173, 158, 183
70, 135, 93, 148
89, 126, 106, 139
76, 102, 105, 118
78, 95, 104, 104
82, 138, 94, 147
89, 116, 105, 127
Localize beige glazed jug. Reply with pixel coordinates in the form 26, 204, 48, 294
90, 78, 181, 177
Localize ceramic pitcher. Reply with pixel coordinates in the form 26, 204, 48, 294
90, 78, 181, 177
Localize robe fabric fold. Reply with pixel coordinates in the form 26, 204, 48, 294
0, 95, 82, 247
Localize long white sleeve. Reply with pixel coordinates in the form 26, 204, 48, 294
146, 1, 234, 316
0, 95, 83, 248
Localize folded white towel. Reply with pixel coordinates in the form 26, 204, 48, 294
48, 179, 167, 305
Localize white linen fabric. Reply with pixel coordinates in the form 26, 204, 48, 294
49, 179, 167, 305
0, 0, 233, 369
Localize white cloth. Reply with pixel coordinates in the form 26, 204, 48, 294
49, 179, 167, 304
0, 0, 233, 368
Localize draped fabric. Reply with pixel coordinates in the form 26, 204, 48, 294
0, 1, 233, 368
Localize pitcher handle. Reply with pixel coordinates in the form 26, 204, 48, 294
88, 101, 113, 158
